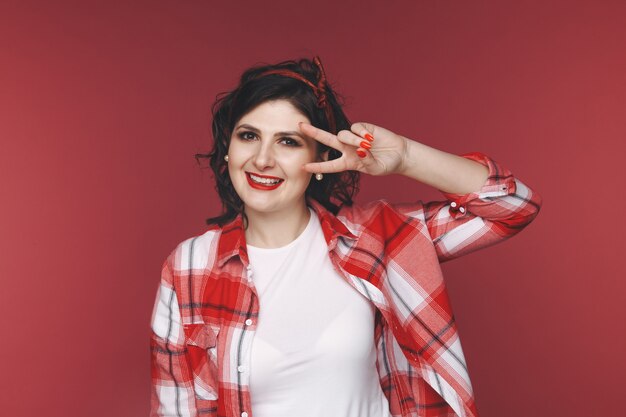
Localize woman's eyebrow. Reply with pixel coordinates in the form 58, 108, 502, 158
236, 123, 305, 139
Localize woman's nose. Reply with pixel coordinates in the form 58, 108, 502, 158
253, 142, 275, 169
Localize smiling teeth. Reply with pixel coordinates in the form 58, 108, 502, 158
250, 174, 281, 184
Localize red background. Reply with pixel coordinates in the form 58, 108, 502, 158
1, 1, 624, 416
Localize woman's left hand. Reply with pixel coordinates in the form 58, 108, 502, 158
299, 121, 409, 177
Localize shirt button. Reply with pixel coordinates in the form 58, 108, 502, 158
241, 412, 249, 417
459, 206, 466, 213
450, 201, 457, 208
237, 365, 246, 373
245, 319, 253, 326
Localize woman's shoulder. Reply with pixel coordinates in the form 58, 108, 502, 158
337, 198, 426, 223
163, 227, 224, 272
334, 199, 429, 242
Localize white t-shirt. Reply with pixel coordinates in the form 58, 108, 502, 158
246, 207, 391, 417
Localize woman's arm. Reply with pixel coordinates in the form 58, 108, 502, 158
396, 138, 489, 195
397, 151, 541, 261
300, 120, 489, 193
150, 259, 197, 417
300, 122, 542, 262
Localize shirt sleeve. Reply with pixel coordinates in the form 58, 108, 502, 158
149, 259, 198, 417
395, 151, 542, 262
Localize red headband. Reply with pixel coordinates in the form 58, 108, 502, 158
253, 56, 337, 133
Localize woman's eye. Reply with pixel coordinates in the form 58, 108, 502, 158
280, 137, 300, 147
238, 132, 256, 141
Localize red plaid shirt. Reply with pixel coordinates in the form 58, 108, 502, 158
150, 152, 542, 417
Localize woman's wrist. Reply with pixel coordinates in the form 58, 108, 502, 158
396, 137, 489, 195
395, 137, 432, 179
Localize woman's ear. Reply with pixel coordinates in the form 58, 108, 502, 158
318, 149, 330, 162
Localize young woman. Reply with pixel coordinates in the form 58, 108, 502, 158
150, 56, 542, 417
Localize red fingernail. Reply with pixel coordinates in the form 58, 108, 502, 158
360, 140, 371, 150
364, 133, 374, 142
356, 149, 367, 158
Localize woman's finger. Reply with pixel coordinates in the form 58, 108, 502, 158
336, 129, 373, 151
350, 122, 376, 143
302, 157, 348, 174
298, 122, 343, 151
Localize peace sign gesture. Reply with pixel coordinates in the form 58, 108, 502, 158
299, 121, 409, 177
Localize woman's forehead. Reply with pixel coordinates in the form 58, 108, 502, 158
235, 100, 310, 129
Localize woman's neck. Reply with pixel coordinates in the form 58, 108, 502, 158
243, 203, 311, 249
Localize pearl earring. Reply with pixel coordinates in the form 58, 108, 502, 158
224, 155, 229, 162
315, 173, 323, 181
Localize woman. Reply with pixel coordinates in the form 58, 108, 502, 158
150, 56, 542, 417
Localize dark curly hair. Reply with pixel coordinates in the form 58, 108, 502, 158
195, 57, 360, 227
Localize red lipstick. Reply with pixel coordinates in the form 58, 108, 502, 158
245, 172, 284, 190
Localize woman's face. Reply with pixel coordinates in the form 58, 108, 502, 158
227, 99, 322, 218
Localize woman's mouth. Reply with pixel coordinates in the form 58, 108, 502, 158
246, 172, 284, 190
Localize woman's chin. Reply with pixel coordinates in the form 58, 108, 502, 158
242, 199, 306, 218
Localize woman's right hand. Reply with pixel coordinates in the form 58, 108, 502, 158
299, 121, 410, 177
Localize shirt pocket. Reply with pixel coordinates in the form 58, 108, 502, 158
184, 323, 220, 405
